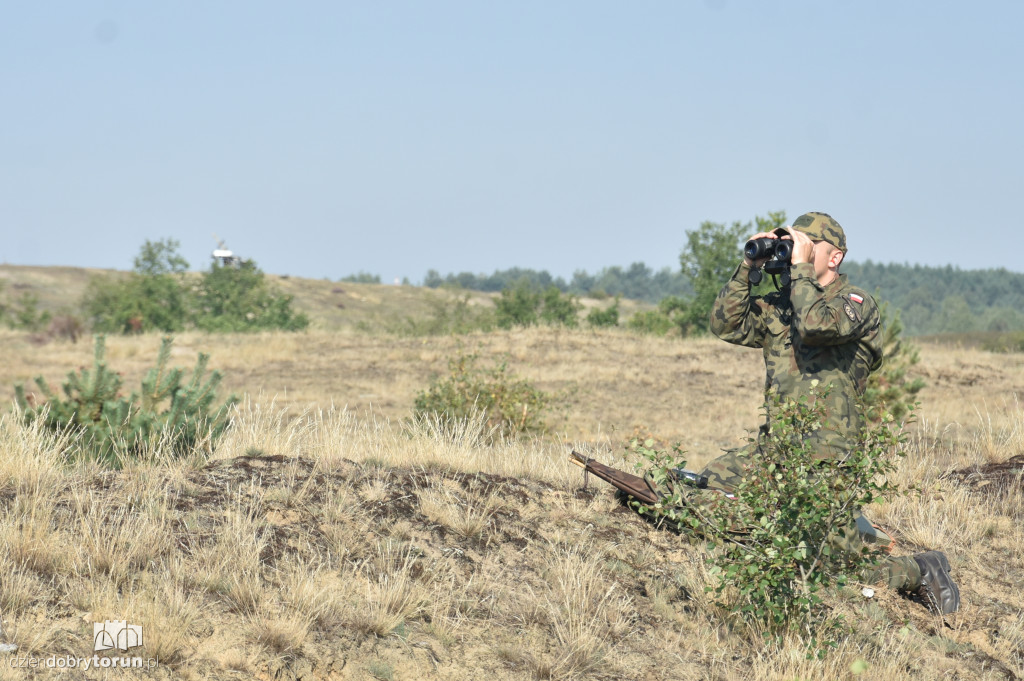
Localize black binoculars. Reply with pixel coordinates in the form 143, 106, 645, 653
744, 237, 793, 264
744, 237, 792, 286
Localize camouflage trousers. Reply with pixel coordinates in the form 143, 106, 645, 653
694, 446, 922, 591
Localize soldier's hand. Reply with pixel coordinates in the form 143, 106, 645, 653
787, 229, 814, 265
744, 231, 778, 267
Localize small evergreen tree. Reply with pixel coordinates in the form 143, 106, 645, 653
15, 336, 237, 466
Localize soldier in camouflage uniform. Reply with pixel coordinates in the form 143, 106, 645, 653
698, 212, 959, 614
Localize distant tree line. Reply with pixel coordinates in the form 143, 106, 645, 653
405, 226, 1024, 337
422, 263, 691, 302
839, 261, 1024, 336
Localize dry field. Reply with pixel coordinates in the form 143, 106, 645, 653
0, 323, 1023, 680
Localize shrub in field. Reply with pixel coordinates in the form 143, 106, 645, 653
631, 386, 905, 651
626, 309, 674, 336
80, 239, 308, 334
2, 291, 52, 332
82, 238, 192, 334
495, 282, 581, 329
586, 297, 620, 328
399, 293, 496, 336
413, 351, 553, 439
539, 286, 582, 327
14, 335, 237, 466
495, 281, 542, 328
625, 296, 690, 336
192, 260, 309, 332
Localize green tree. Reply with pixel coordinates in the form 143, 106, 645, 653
82, 238, 191, 334
677, 211, 786, 334
192, 260, 309, 332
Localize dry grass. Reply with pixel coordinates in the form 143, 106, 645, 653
0, 322, 1022, 679
541, 545, 633, 678
354, 542, 430, 637
417, 480, 500, 541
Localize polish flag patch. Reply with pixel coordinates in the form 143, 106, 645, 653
849, 294, 864, 304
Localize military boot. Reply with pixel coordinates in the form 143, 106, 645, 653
913, 551, 960, 615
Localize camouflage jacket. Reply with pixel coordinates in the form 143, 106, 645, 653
709, 261, 883, 460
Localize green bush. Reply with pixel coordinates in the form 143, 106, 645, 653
413, 351, 554, 440
626, 309, 674, 336
192, 260, 309, 332
539, 286, 581, 327
397, 293, 496, 336
15, 335, 238, 467
586, 297, 620, 328
495, 281, 542, 328
982, 331, 1024, 353
80, 239, 309, 334
82, 238, 192, 334
0, 290, 52, 332
631, 386, 905, 651
494, 281, 581, 329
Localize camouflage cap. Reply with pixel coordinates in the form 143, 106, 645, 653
789, 212, 846, 253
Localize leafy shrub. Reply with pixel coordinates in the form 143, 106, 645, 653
397, 293, 496, 336
495, 282, 542, 329
3, 291, 52, 332
539, 286, 581, 327
80, 239, 309, 334
625, 309, 674, 336
982, 331, 1024, 353
631, 386, 905, 650
413, 351, 554, 440
82, 238, 192, 334
192, 260, 309, 332
586, 298, 620, 328
494, 282, 583, 329
15, 336, 238, 467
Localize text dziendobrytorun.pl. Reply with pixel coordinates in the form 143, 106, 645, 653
9, 654, 158, 670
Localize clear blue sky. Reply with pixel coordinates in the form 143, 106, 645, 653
2, 2, 1020, 283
